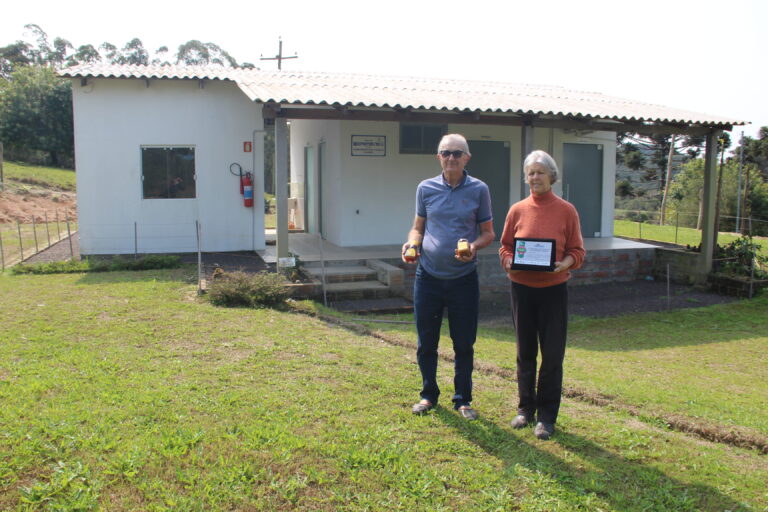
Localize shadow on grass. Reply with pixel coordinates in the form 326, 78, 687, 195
435, 407, 751, 512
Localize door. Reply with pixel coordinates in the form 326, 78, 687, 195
563, 143, 603, 238
467, 140, 510, 240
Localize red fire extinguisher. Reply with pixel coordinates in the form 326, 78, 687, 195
243, 172, 253, 207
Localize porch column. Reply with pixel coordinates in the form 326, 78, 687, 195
698, 129, 720, 276
520, 119, 534, 200
275, 117, 290, 263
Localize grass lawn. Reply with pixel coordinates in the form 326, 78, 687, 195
1, 161, 76, 191
0, 270, 766, 511
614, 219, 768, 257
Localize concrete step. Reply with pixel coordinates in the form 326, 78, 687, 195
323, 280, 393, 301
305, 265, 378, 284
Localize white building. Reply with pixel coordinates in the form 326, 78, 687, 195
61, 65, 743, 275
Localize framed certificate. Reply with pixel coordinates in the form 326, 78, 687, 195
510, 238, 556, 271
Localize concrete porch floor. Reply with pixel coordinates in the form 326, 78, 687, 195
258, 232, 659, 264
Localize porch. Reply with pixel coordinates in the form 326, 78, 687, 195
259, 233, 660, 298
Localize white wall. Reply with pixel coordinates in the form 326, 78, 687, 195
72, 78, 264, 255
289, 119, 616, 247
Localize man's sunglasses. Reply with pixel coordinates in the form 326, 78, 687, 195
439, 150, 465, 158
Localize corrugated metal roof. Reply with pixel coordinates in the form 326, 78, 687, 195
59, 64, 745, 127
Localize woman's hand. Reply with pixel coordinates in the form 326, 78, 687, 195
505, 259, 521, 279
551, 255, 574, 273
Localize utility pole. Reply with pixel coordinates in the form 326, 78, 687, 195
260, 37, 298, 70
736, 131, 744, 233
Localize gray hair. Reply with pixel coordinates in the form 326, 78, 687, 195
437, 133, 471, 156
523, 150, 558, 184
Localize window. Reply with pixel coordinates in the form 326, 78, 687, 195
141, 146, 196, 199
399, 124, 446, 154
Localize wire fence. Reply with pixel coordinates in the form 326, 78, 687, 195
614, 209, 768, 246
0, 210, 77, 272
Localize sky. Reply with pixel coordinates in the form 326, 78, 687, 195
2, 0, 766, 143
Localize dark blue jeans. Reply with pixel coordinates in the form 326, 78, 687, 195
414, 266, 479, 409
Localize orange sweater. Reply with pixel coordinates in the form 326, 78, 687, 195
499, 190, 586, 288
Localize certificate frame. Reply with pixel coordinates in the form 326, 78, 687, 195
510, 237, 556, 271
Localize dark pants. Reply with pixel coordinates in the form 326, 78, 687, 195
414, 267, 479, 409
510, 281, 568, 424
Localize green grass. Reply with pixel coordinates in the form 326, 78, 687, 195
1, 271, 766, 511
614, 219, 768, 257
2, 161, 76, 191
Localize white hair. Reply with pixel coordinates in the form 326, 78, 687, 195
523, 150, 558, 184
437, 133, 471, 156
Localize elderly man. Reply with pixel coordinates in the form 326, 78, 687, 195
402, 133, 495, 420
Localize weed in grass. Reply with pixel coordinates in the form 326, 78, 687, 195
19, 460, 100, 510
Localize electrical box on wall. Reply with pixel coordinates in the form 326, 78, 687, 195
243, 141, 252, 153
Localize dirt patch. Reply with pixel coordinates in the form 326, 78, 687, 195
0, 184, 77, 224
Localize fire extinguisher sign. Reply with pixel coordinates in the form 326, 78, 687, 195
243, 141, 252, 153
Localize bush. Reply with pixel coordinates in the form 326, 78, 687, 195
207, 271, 289, 308
715, 236, 768, 279
11, 255, 182, 274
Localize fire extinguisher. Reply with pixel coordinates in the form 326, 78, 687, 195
243, 172, 254, 207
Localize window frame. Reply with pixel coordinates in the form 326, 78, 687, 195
140, 145, 197, 200
399, 123, 447, 155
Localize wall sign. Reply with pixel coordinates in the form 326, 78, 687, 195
351, 135, 386, 156
243, 141, 252, 153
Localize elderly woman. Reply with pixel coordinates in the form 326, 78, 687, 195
499, 150, 585, 440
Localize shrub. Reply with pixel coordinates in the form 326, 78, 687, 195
207, 271, 289, 308
716, 236, 768, 279
11, 255, 182, 274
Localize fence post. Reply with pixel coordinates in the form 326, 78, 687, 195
66, 212, 73, 260
134, 222, 138, 259
638, 220, 642, 240
44, 211, 51, 247
17, 221, 24, 261
55, 210, 61, 240
196, 220, 203, 295
0, 229, 5, 271
32, 217, 39, 254
675, 211, 679, 245
0, 142, 4, 192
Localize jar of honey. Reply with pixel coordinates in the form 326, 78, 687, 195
457, 238, 471, 257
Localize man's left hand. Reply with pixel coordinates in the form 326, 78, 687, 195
454, 244, 476, 263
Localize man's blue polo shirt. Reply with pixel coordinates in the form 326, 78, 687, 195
416, 170, 492, 279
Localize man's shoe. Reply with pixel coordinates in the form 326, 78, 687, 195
511, 414, 533, 429
458, 405, 478, 421
412, 400, 433, 414
534, 422, 555, 440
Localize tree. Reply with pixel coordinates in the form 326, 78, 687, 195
117, 38, 149, 65
730, 126, 768, 179
0, 66, 73, 167
669, 158, 768, 236
176, 40, 238, 66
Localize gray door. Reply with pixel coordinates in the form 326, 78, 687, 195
563, 143, 603, 238
467, 140, 510, 240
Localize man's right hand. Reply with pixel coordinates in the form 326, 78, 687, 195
402, 242, 420, 263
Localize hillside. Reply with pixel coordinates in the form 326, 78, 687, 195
0, 162, 77, 223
